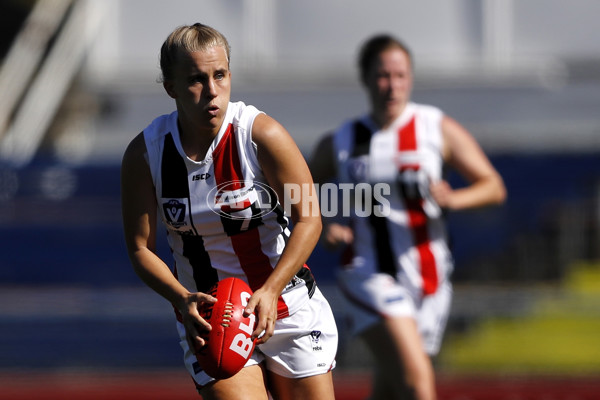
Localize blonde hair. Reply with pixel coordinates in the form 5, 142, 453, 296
159, 23, 231, 82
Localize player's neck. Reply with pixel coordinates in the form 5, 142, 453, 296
372, 104, 406, 130
177, 119, 219, 162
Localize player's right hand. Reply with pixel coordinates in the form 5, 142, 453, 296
322, 222, 354, 249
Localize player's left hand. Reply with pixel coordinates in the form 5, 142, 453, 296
179, 292, 217, 353
242, 287, 278, 344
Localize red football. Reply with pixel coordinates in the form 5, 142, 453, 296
196, 277, 257, 379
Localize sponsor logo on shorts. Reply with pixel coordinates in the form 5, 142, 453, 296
310, 330, 321, 343
310, 330, 322, 351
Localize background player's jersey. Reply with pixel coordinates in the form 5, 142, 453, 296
143, 101, 315, 319
333, 102, 453, 296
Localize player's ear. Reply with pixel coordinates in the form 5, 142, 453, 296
163, 80, 177, 99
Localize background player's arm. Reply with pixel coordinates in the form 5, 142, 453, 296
246, 113, 322, 343
309, 133, 336, 186
430, 116, 507, 210
309, 133, 353, 249
120, 133, 216, 350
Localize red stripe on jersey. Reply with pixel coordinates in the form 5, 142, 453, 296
230, 228, 290, 319
212, 124, 243, 187
397, 115, 438, 295
398, 116, 417, 151
212, 124, 290, 318
219, 199, 252, 213
405, 202, 438, 295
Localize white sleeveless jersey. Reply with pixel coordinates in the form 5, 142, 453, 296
143, 101, 316, 319
333, 102, 453, 296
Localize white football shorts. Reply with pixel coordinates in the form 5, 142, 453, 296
337, 269, 452, 355
179, 286, 338, 387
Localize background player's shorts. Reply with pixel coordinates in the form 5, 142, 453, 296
179, 286, 338, 387
337, 270, 452, 355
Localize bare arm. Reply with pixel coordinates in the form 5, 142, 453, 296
309, 133, 336, 186
308, 133, 354, 249
431, 116, 507, 210
245, 113, 322, 343
120, 133, 216, 350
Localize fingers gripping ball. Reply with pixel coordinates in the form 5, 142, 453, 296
197, 277, 257, 379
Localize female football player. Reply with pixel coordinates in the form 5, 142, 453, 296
310, 34, 506, 400
121, 23, 337, 400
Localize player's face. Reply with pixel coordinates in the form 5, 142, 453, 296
365, 47, 412, 126
164, 46, 231, 134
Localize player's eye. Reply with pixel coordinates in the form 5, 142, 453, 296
190, 74, 207, 84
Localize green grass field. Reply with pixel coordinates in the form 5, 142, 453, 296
439, 262, 600, 375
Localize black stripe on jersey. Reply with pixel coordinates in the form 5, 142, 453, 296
161, 132, 189, 198
182, 235, 219, 293
296, 265, 316, 298
368, 212, 396, 277
220, 202, 264, 236
263, 183, 290, 243
273, 204, 289, 242
351, 121, 396, 278
351, 120, 372, 157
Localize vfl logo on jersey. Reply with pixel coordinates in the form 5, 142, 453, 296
162, 198, 189, 229
206, 180, 277, 221
346, 155, 369, 183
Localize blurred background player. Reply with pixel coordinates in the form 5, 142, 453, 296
121, 23, 337, 400
310, 34, 506, 399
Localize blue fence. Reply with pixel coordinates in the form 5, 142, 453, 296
1, 153, 598, 286
0, 153, 598, 371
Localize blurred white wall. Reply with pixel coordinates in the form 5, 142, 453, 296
3, 0, 586, 163
84, 0, 600, 89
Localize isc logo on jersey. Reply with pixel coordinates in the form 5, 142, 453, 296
207, 180, 277, 220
